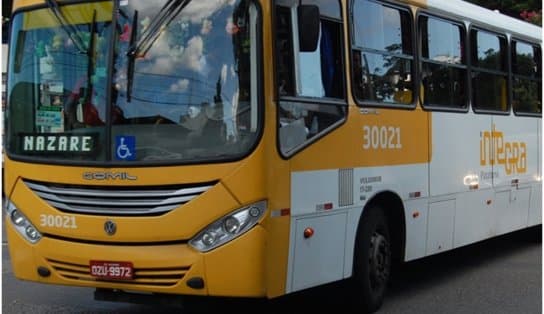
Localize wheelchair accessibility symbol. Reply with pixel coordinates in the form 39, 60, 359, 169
115, 136, 136, 161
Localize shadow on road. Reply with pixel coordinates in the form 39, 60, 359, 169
386, 226, 541, 297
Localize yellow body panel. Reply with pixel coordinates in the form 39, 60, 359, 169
291, 106, 430, 171
21, 2, 113, 30
5, 157, 245, 241
7, 215, 266, 296
8, 176, 238, 241
204, 226, 267, 297
13, 0, 48, 9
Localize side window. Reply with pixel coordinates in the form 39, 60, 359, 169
275, 1, 346, 156
298, 19, 344, 98
511, 40, 541, 115
419, 16, 467, 109
470, 29, 508, 112
351, 0, 414, 106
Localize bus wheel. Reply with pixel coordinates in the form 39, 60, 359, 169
353, 206, 391, 313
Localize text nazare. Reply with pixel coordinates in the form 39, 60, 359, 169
23, 135, 93, 153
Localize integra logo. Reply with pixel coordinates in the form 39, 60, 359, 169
480, 124, 527, 175
83, 172, 137, 180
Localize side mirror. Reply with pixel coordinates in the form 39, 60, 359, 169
297, 5, 320, 52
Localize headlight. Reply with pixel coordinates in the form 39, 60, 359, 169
189, 200, 266, 252
5, 200, 42, 243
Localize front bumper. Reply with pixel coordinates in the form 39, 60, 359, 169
6, 217, 266, 297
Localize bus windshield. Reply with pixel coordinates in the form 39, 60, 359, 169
6, 0, 259, 164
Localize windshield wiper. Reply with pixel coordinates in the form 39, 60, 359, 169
125, 0, 192, 101
127, 0, 192, 58
44, 0, 88, 54
126, 10, 138, 102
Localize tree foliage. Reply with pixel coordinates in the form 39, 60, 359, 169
466, 0, 542, 25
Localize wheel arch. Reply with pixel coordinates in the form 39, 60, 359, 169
359, 191, 406, 264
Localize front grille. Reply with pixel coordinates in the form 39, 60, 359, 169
47, 259, 189, 287
24, 180, 215, 216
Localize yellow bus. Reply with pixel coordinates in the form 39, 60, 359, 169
4, 0, 541, 312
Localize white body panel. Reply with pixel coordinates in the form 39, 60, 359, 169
429, 112, 493, 196
427, 199, 456, 255
430, 112, 541, 249
492, 116, 539, 187
283, 0, 541, 296
289, 212, 348, 291
286, 109, 541, 293
528, 183, 542, 226
287, 165, 429, 293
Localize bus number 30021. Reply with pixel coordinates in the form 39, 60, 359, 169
39, 214, 78, 229
363, 126, 402, 150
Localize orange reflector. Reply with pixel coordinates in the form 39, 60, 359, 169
303, 227, 314, 239
271, 208, 291, 218
409, 192, 421, 198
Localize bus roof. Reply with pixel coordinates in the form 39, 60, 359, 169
11, 0, 543, 43
425, 0, 542, 42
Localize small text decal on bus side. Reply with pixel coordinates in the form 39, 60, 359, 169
363, 126, 402, 150
480, 125, 527, 175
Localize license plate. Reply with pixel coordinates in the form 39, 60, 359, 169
90, 261, 133, 280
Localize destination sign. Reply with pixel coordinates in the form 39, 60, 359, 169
19, 133, 99, 155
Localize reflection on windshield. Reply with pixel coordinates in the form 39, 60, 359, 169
110, 0, 258, 162
44, 0, 88, 53
6, 0, 259, 164
6, 2, 113, 161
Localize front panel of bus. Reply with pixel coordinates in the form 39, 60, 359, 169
4, 0, 275, 297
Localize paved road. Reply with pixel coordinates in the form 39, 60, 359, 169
2, 227, 541, 314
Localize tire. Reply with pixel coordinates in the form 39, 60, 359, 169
352, 205, 391, 313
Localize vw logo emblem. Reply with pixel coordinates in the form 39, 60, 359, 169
104, 220, 117, 235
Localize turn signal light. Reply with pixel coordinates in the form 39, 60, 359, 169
303, 227, 314, 239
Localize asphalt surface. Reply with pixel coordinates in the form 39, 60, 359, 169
2, 226, 542, 314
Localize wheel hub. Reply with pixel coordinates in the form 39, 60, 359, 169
369, 231, 391, 289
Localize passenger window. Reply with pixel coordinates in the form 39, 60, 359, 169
278, 100, 345, 153
512, 40, 541, 115
275, 1, 346, 156
298, 19, 344, 98
419, 16, 467, 109
276, 6, 344, 99
470, 29, 508, 112
351, 0, 414, 106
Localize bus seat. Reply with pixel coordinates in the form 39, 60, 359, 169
394, 89, 412, 104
